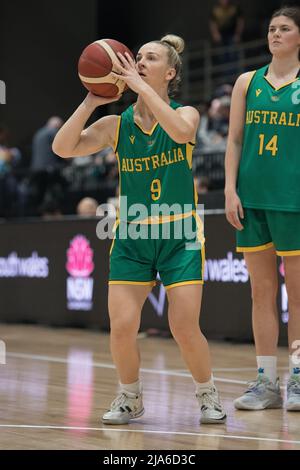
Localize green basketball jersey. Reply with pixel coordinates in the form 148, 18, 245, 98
238, 65, 300, 212
114, 100, 196, 222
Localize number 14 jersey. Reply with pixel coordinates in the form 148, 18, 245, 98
238, 64, 300, 212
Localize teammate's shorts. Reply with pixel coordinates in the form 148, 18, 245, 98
236, 208, 300, 256
109, 215, 205, 290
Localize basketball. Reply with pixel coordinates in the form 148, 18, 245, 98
78, 39, 134, 98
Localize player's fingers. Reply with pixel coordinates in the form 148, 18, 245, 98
238, 203, 244, 220
117, 52, 130, 68
111, 71, 125, 80
112, 61, 125, 74
124, 52, 136, 66
232, 210, 244, 230
226, 212, 237, 229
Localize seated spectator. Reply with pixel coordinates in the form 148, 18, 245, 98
194, 176, 211, 195
39, 198, 63, 220
196, 95, 231, 153
0, 124, 22, 174
31, 116, 64, 170
213, 83, 233, 99
107, 184, 120, 216
76, 197, 99, 217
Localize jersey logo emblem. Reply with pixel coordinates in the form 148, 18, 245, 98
256, 89, 262, 97
271, 95, 280, 102
129, 135, 135, 144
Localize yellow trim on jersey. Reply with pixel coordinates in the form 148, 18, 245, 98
201, 244, 206, 282
236, 242, 274, 253
186, 142, 194, 170
246, 71, 256, 95
263, 76, 300, 91
194, 181, 199, 207
165, 280, 204, 290
276, 250, 300, 257
115, 151, 121, 220
134, 120, 159, 136
109, 280, 156, 286
195, 212, 205, 246
130, 210, 194, 225
113, 116, 122, 152
109, 219, 120, 256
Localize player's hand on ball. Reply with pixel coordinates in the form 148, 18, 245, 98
112, 52, 146, 94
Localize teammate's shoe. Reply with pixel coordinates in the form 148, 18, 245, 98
196, 386, 227, 424
234, 374, 283, 410
102, 391, 144, 424
286, 372, 300, 411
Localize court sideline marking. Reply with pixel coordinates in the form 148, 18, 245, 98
0, 424, 299, 446
7, 352, 248, 385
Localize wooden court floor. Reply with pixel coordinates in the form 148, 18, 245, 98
0, 324, 299, 450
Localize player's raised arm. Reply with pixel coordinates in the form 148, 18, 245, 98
53, 39, 133, 158
52, 93, 120, 158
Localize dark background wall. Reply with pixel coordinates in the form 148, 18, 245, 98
0, 1, 98, 158
0, 0, 288, 161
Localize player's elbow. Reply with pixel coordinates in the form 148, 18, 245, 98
52, 140, 70, 158
174, 128, 195, 144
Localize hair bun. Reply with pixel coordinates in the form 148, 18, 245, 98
160, 34, 185, 54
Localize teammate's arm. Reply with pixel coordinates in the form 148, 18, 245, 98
52, 92, 120, 158
224, 71, 254, 230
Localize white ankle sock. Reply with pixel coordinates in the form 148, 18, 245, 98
256, 356, 277, 384
289, 355, 300, 376
194, 375, 214, 395
120, 379, 142, 395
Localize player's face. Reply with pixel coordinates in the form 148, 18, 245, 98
136, 43, 176, 88
268, 16, 300, 57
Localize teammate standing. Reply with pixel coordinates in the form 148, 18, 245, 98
225, 7, 300, 410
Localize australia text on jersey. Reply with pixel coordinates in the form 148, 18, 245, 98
246, 109, 300, 126
119, 147, 185, 172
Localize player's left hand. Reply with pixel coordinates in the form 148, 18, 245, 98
111, 52, 147, 94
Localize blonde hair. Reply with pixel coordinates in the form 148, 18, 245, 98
152, 34, 185, 95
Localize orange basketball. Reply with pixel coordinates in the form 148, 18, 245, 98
78, 39, 134, 98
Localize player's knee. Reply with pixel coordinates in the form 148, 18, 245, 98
169, 318, 197, 344
251, 278, 278, 302
110, 314, 139, 338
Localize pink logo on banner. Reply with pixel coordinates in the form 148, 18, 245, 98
66, 235, 94, 278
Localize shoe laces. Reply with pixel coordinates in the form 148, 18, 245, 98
245, 375, 268, 394
197, 389, 222, 411
110, 392, 137, 412
288, 376, 300, 394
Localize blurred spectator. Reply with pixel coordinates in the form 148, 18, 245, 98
0, 124, 22, 174
194, 176, 211, 195
31, 116, 64, 170
210, 0, 244, 78
217, 95, 231, 135
213, 83, 233, 99
196, 95, 231, 153
93, 147, 118, 182
210, 0, 244, 47
39, 196, 63, 220
77, 197, 99, 217
107, 184, 120, 216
